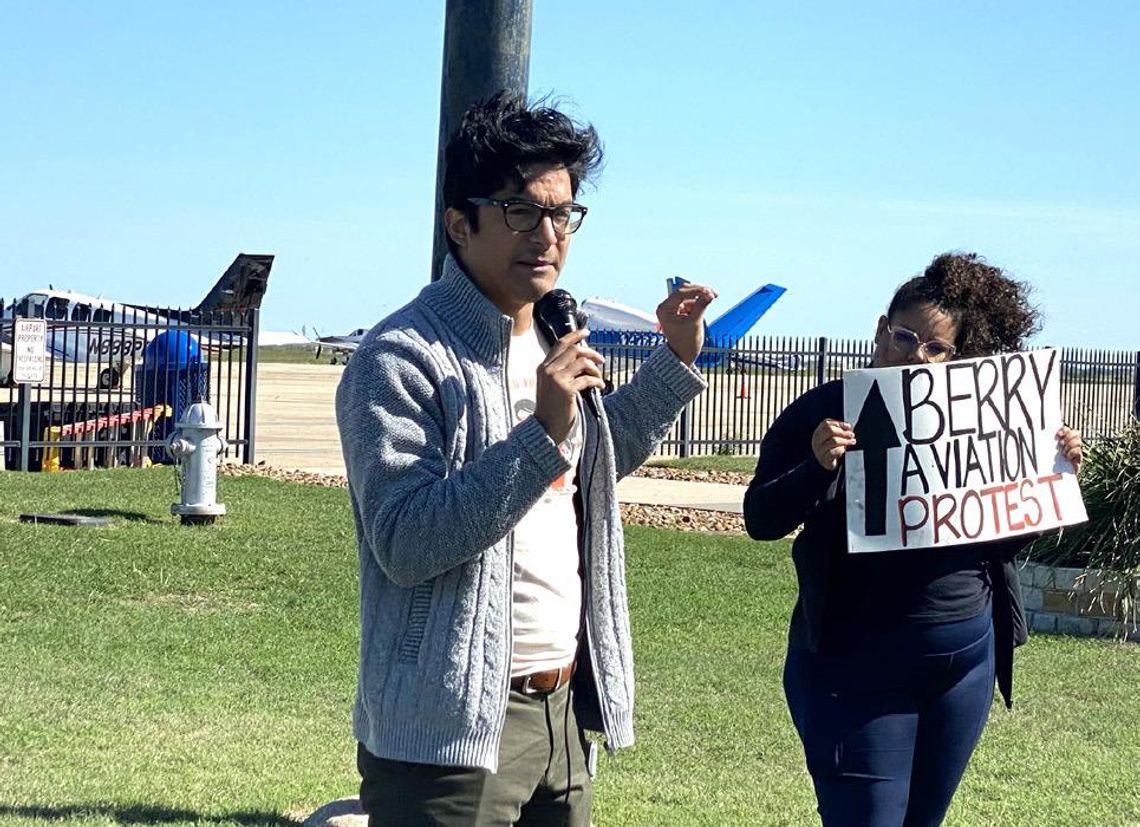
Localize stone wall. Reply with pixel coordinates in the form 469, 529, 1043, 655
1019, 561, 1139, 641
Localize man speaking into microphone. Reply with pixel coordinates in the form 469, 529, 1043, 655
336, 92, 715, 825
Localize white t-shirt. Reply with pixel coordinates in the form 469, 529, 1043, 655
507, 325, 583, 676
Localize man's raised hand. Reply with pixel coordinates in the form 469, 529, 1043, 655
656, 284, 717, 367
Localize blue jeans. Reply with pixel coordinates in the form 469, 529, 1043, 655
784, 611, 995, 827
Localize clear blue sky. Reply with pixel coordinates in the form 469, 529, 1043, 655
2, 2, 1137, 350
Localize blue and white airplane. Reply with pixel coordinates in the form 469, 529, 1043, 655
583, 278, 789, 369
1, 253, 273, 387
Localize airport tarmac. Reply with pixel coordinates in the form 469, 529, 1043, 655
253, 362, 747, 514
255, 362, 345, 476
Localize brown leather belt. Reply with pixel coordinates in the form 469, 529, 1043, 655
510, 661, 575, 696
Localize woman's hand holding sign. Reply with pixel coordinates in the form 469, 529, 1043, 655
812, 419, 856, 471
1057, 426, 1084, 474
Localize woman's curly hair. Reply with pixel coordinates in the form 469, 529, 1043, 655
888, 252, 1041, 358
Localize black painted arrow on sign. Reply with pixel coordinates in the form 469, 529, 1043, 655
850, 380, 901, 536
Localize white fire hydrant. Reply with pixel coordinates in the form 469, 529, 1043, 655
166, 400, 227, 525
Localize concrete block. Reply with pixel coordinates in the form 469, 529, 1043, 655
1057, 614, 1098, 637
1077, 568, 1108, 592
1023, 563, 1051, 589
1028, 611, 1057, 634
1075, 588, 1122, 620
1102, 618, 1140, 642
1042, 590, 1075, 614
1050, 566, 1083, 591
1094, 619, 1123, 640
1021, 585, 1043, 612
303, 798, 367, 827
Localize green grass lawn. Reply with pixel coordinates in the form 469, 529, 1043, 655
647, 455, 756, 474
256, 345, 323, 365
1, 469, 1138, 826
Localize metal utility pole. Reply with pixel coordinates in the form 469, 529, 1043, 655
431, 0, 533, 281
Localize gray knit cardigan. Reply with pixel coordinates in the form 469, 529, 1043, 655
335, 256, 706, 771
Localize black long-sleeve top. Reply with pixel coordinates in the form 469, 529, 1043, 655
744, 380, 1029, 707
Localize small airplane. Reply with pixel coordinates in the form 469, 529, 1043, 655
583, 278, 790, 369
314, 328, 368, 364
1, 253, 273, 388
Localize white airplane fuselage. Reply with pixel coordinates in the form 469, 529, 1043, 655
2, 288, 168, 366
2, 253, 273, 386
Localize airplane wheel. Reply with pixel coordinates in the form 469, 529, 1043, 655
98, 367, 122, 389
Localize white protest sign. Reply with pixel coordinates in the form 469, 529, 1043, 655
843, 348, 1086, 553
13, 318, 48, 385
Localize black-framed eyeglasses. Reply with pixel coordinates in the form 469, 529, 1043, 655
886, 323, 957, 362
467, 197, 588, 235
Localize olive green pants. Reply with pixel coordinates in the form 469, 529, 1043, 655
357, 682, 594, 826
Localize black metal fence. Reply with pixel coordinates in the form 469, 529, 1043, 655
1058, 347, 1140, 440
596, 334, 1140, 457
5, 314, 1135, 469
1, 297, 259, 472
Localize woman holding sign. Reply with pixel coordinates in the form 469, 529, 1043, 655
744, 252, 1084, 826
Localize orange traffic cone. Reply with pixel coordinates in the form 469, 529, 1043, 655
737, 381, 749, 399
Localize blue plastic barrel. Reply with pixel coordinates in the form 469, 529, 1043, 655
143, 330, 202, 367
136, 331, 209, 462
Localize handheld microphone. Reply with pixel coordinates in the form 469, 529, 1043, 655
534, 288, 602, 419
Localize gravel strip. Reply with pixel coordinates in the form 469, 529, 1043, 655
621, 503, 744, 534
632, 465, 753, 486
222, 463, 347, 488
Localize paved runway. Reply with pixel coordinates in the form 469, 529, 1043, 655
255, 363, 345, 475
254, 362, 747, 513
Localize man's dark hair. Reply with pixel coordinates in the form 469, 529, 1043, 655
887, 252, 1041, 358
443, 91, 604, 254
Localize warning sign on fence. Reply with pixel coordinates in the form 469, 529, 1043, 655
843, 348, 1087, 553
13, 318, 48, 385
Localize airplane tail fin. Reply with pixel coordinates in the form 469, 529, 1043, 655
666, 276, 787, 369
706, 282, 785, 344
195, 254, 274, 313
666, 276, 785, 346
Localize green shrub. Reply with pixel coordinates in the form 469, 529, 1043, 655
1027, 420, 1140, 630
